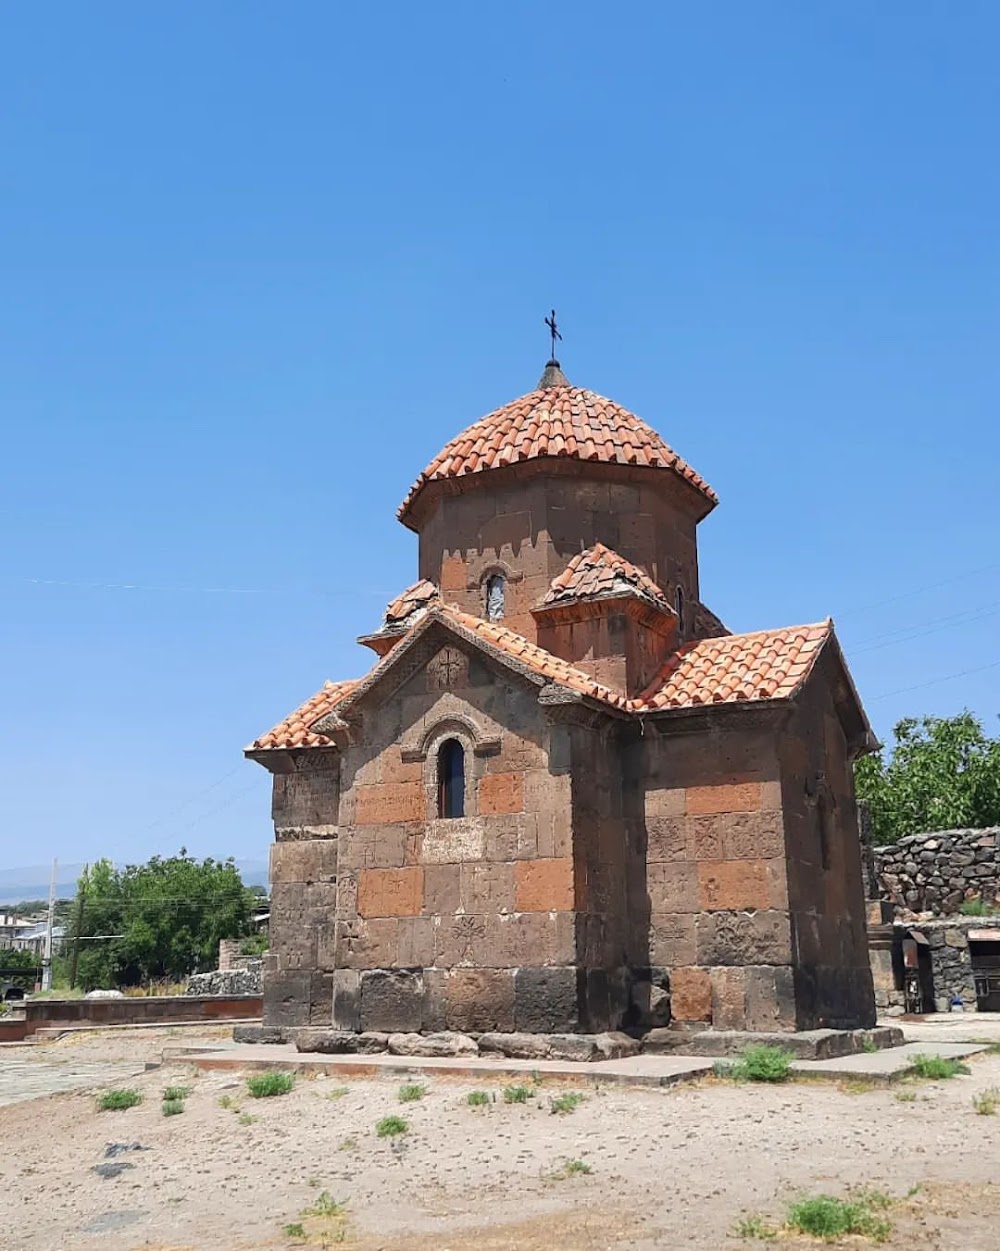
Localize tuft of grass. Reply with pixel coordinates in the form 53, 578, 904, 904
503, 1084, 533, 1104
973, 1086, 1000, 1115
304, 1191, 346, 1218
217, 1094, 235, 1110
238, 1112, 258, 1125
861, 1036, 879, 1054
326, 1086, 350, 1100
738, 1045, 793, 1083
97, 1088, 142, 1112
549, 1091, 585, 1115
397, 1083, 426, 1103
247, 1071, 295, 1098
161, 1098, 185, 1116
376, 1114, 408, 1138
163, 1085, 190, 1102
840, 1078, 878, 1096
282, 1222, 306, 1239
895, 1089, 917, 1103
786, 1192, 891, 1243
562, 1158, 591, 1175
906, 1054, 971, 1081
960, 898, 989, 916
735, 1212, 778, 1240
466, 1090, 490, 1107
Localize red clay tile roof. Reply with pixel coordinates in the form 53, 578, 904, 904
250, 616, 834, 751
398, 385, 717, 523
383, 578, 439, 626
637, 622, 831, 709
248, 679, 359, 750
542, 542, 671, 609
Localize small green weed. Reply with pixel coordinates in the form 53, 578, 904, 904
282, 1222, 305, 1240
503, 1084, 534, 1104
397, 1083, 426, 1103
973, 1086, 1000, 1115
97, 1088, 142, 1112
563, 1158, 591, 1175
895, 1089, 917, 1103
217, 1093, 235, 1110
960, 898, 988, 916
238, 1112, 258, 1125
376, 1115, 408, 1137
907, 1054, 970, 1081
326, 1086, 350, 1100
163, 1085, 190, 1101
787, 1192, 891, 1243
735, 1212, 777, 1239
840, 1078, 878, 1096
162, 1098, 185, 1116
466, 1090, 490, 1107
304, 1191, 346, 1218
247, 1071, 295, 1098
861, 1037, 879, 1054
737, 1045, 793, 1083
549, 1091, 585, 1115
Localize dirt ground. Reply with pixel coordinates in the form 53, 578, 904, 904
2, 1026, 1000, 1250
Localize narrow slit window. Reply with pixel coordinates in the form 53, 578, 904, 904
674, 585, 684, 632
485, 574, 506, 621
437, 739, 465, 819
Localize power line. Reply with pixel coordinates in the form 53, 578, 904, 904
868, 657, 1000, 702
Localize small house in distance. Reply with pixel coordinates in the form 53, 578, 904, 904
246, 349, 877, 1038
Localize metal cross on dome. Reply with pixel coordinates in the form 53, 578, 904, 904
544, 308, 562, 361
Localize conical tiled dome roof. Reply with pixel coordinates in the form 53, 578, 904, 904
398, 382, 717, 526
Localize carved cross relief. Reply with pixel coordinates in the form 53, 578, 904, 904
427, 645, 468, 691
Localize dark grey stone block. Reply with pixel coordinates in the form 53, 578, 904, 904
359, 969, 425, 1033
514, 966, 582, 1033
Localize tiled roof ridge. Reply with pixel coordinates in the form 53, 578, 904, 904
247, 678, 360, 751
542, 541, 671, 608
383, 578, 440, 626
398, 383, 717, 522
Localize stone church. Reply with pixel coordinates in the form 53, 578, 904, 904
246, 353, 877, 1037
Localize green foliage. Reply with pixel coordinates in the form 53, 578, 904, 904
163, 1085, 190, 1101
503, 1084, 533, 1104
960, 898, 989, 916
238, 1112, 258, 1125
239, 933, 269, 956
973, 1086, 1000, 1115
304, 1192, 346, 1218
466, 1090, 490, 1106
247, 1071, 294, 1098
375, 1114, 408, 1137
906, 1053, 970, 1080
732, 1045, 793, 1083
861, 1036, 879, 1054
895, 1089, 917, 1103
70, 852, 257, 990
855, 712, 1000, 845
162, 1098, 185, 1116
397, 1083, 426, 1103
326, 1086, 349, 1100
97, 1088, 142, 1111
549, 1091, 585, 1115
282, 1222, 305, 1239
786, 1192, 891, 1242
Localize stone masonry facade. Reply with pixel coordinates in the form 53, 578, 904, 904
247, 359, 877, 1036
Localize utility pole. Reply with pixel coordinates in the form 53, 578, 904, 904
41, 858, 57, 992
68, 879, 87, 990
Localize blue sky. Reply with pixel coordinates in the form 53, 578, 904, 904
2, 2, 998, 876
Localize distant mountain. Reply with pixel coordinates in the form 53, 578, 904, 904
0, 858, 270, 905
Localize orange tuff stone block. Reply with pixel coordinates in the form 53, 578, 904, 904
357, 867, 424, 919
514, 857, 575, 913
440, 552, 467, 592
697, 859, 770, 911
479, 771, 524, 815
670, 967, 712, 1022
686, 782, 762, 816
354, 782, 424, 826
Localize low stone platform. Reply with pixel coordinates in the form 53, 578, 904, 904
644, 1025, 903, 1060
165, 1038, 987, 1088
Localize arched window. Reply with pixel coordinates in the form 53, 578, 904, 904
437, 739, 465, 819
674, 585, 684, 632
485, 574, 506, 622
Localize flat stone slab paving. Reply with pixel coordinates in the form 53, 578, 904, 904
166, 1038, 988, 1088
0, 1056, 147, 1108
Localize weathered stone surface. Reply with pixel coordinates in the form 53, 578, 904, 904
593, 1030, 641, 1060
386, 1031, 478, 1057
669, 967, 712, 1022
295, 1029, 359, 1054
875, 827, 1000, 918
631, 980, 671, 1027
186, 964, 262, 996
514, 967, 581, 1033
478, 1031, 553, 1060
233, 1025, 286, 1044
359, 970, 425, 1033
547, 1033, 598, 1061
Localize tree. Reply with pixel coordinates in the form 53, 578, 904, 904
855, 711, 1000, 845
70, 851, 257, 990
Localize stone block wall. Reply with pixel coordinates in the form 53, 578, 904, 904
874, 827, 1000, 916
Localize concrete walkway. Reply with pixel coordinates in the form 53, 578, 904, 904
0, 1056, 146, 1109
165, 1037, 988, 1088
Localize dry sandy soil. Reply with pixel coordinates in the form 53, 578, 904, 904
2, 1026, 1000, 1250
